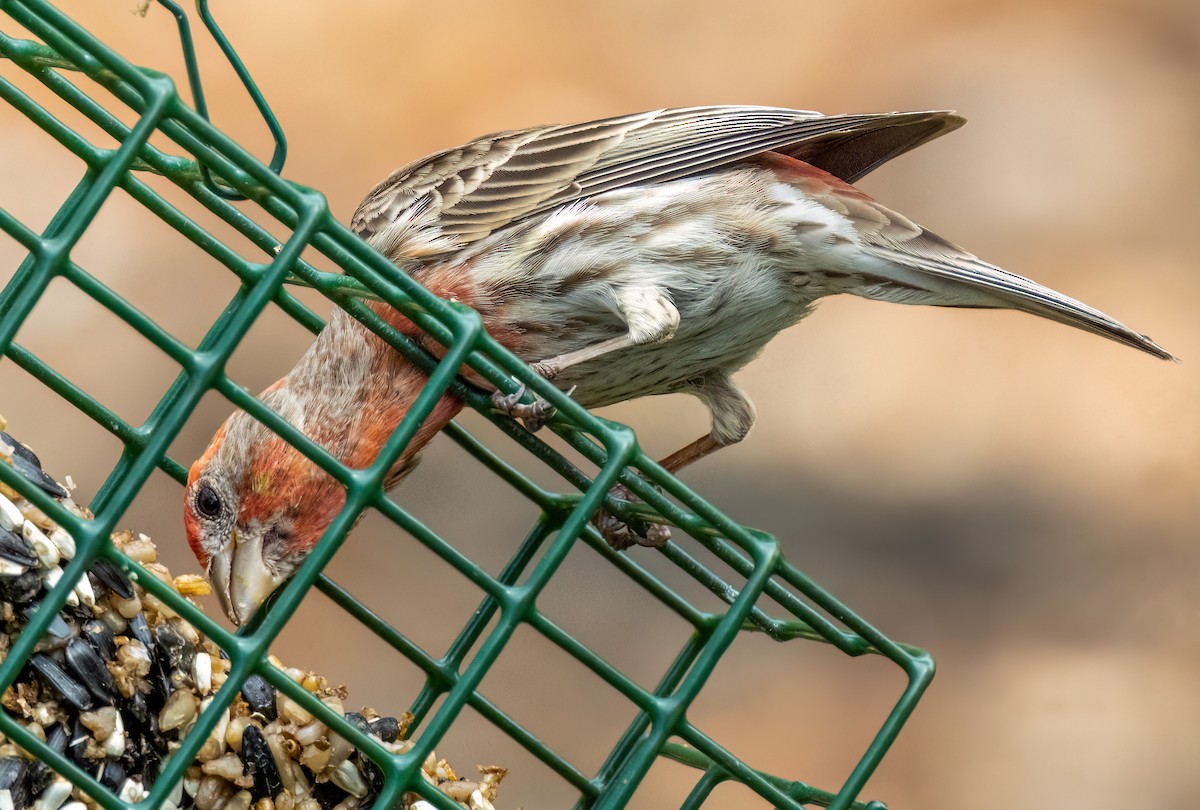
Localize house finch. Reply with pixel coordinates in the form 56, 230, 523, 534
186, 106, 1172, 624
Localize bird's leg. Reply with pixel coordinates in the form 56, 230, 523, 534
595, 371, 757, 550
492, 285, 679, 430
490, 336, 634, 429
529, 334, 636, 380
658, 434, 724, 473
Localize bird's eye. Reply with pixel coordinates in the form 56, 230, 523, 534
194, 483, 223, 520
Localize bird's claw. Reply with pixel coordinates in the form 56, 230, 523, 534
593, 483, 672, 550
491, 383, 557, 432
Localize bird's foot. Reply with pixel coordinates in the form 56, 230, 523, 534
491, 383, 556, 432
530, 359, 560, 380
491, 383, 576, 432
592, 483, 672, 550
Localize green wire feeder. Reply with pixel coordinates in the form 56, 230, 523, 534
0, 1, 933, 808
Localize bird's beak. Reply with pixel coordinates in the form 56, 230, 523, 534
208, 527, 285, 626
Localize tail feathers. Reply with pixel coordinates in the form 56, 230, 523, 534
855, 241, 1175, 361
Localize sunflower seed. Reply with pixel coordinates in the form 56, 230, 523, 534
193, 652, 212, 694
30, 654, 92, 711
310, 780, 344, 810
0, 495, 22, 533
361, 755, 384, 799
72, 573, 95, 608
0, 756, 31, 810
0, 569, 40, 602
22, 522, 58, 568
154, 623, 194, 680
367, 716, 400, 744
21, 605, 73, 639
39, 567, 77, 608
239, 725, 282, 800
96, 758, 126, 791
31, 776, 70, 810
240, 676, 276, 720
0, 526, 36, 567
66, 718, 89, 768
47, 528, 74, 560
89, 559, 133, 599
81, 619, 117, 660
65, 638, 118, 704
329, 760, 367, 799
0, 559, 27, 577
27, 722, 65, 793
122, 690, 154, 736
2, 433, 67, 499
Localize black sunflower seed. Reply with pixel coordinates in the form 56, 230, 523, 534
119, 735, 161, 791
239, 724, 282, 800
311, 779, 345, 810
368, 716, 401, 743
129, 614, 170, 703
89, 558, 134, 599
128, 613, 154, 650
362, 756, 384, 801
1, 433, 42, 468
123, 691, 154, 734
153, 623, 194, 681
0, 570, 42, 603
344, 711, 371, 736
67, 717, 90, 767
22, 605, 74, 640
240, 675, 276, 720
30, 724, 67, 792
135, 738, 162, 786
0, 526, 37, 567
30, 653, 93, 711
65, 637, 118, 704
45, 721, 69, 755
29, 722, 68, 793
96, 758, 126, 791
81, 619, 117, 660
1, 433, 67, 499
0, 756, 31, 810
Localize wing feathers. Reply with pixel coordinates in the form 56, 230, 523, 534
352, 106, 963, 252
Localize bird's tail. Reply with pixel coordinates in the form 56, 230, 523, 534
849, 231, 1175, 361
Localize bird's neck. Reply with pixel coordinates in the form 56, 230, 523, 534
285, 302, 464, 479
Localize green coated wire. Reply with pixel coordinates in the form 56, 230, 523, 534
155, 0, 287, 199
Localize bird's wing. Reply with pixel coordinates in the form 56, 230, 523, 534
351, 106, 964, 252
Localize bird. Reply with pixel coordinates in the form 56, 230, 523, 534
185, 105, 1172, 624
184, 300, 462, 624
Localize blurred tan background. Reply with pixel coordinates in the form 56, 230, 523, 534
2, 0, 1198, 807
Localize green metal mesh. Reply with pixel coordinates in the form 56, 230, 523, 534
0, 2, 934, 808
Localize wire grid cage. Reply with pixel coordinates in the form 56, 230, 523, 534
0, 2, 934, 808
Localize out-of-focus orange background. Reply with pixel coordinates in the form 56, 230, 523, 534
2, 1, 1198, 807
